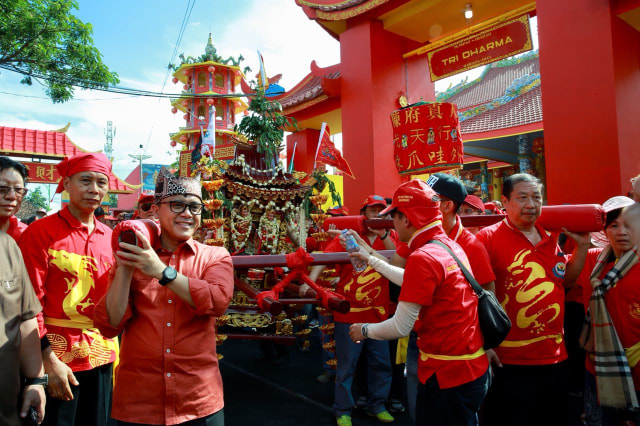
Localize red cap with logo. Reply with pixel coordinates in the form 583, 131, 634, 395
361, 195, 387, 210
380, 179, 442, 227
137, 190, 155, 205
463, 194, 485, 213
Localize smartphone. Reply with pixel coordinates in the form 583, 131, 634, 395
119, 230, 138, 252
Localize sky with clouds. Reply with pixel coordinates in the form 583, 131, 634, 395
0, 1, 537, 207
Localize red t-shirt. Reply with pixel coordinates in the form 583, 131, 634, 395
400, 222, 488, 388
476, 218, 568, 365
19, 206, 117, 372
323, 233, 390, 324
448, 215, 496, 286
6, 215, 27, 243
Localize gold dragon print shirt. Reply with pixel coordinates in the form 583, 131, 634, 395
477, 218, 568, 365
19, 206, 118, 372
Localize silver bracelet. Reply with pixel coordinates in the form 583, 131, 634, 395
361, 323, 369, 339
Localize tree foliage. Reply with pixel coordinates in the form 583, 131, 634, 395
235, 85, 297, 164
25, 186, 49, 210
0, 0, 119, 103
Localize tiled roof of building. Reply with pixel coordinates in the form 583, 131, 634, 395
460, 86, 542, 134
0, 125, 137, 193
273, 62, 341, 113
447, 59, 540, 109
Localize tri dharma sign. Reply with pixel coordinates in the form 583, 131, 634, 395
390, 102, 463, 175
427, 15, 533, 81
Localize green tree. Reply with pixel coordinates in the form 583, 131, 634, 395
25, 186, 49, 210
108, 193, 118, 207
235, 85, 297, 164
0, 0, 119, 103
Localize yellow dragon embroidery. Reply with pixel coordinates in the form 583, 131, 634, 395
343, 267, 386, 314
506, 249, 561, 334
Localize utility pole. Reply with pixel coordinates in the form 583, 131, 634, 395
128, 144, 152, 188
104, 121, 116, 162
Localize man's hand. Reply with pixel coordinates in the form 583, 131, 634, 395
562, 228, 591, 248
21, 384, 45, 423
485, 349, 502, 370
368, 227, 386, 238
116, 231, 165, 279
43, 353, 77, 401
349, 323, 365, 343
298, 283, 312, 297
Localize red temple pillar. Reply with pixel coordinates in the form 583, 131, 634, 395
339, 19, 435, 212
538, 0, 640, 204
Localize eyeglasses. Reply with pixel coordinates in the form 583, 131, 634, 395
0, 185, 28, 198
159, 201, 204, 215
140, 203, 153, 212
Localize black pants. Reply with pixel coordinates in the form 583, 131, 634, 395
482, 361, 568, 426
415, 367, 490, 426
116, 409, 224, 426
42, 363, 113, 426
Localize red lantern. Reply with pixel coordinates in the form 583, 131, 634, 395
180, 135, 188, 142
182, 70, 189, 76
208, 66, 215, 73
170, 140, 177, 147
532, 138, 544, 154
243, 110, 249, 116
182, 100, 188, 107
234, 101, 241, 109
171, 107, 177, 114
183, 114, 188, 120
172, 77, 178, 84
183, 84, 188, 90
206, 98, 214, 105
492, 169, 503, 179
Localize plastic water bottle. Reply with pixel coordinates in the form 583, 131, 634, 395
342, 229, 367, 273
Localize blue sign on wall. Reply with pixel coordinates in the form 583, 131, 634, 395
142, 164, 166, 192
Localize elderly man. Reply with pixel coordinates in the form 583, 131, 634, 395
94, 168, 234, 426
349, 179, 489, 426
19, 152, 118, 426
0, 156, 29, 241
476, 173, 588, 426
0, 232, 46, 425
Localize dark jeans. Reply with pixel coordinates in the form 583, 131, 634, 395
116, 409, 224, 426
415, 367, 490, 426
42, 363, 113, 426
584, 372, 640, 426
482, 361, 568, 426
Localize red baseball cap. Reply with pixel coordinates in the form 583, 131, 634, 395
137, 190, 155, 205
361, 195, 387, 210
380, 179, 442, 227
463, 194, 485, 213
327, 206, 350, 216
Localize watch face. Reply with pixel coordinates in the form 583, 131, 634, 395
166, 267, 177, 280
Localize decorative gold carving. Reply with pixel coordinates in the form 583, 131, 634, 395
227, 313, 272, 328
323, 341, 336, 353
216, 334, 228, 345
216, 315, 230, 326
276, 319, 293, 335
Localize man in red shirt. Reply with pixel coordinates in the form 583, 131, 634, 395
19, 152, 117, 426
476, 173, 587, 426
303, 195, 395, 426
94, 168, 234, 426
350, 179, 489, 426
0, 156, 29, 242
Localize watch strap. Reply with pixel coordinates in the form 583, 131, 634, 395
24, 374, 48, 387
159, 266, 177, 286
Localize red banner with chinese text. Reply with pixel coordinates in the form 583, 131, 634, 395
23, 162, 60, 184
391, 102, 463, 176
179, 150, 193, 177
427, 15, 532, 81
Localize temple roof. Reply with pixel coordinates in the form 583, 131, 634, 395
272, 61, 341, 114
0, 125, 137, 193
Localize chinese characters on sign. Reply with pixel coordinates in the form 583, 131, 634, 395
179, 150, 193, 177
427, 14, 532, 81
23, 162, 60, 184
390, 102, 463, 175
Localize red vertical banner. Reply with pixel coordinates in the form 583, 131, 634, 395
390, 102, 464, 175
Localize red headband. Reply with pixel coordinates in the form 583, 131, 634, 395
55, 153, 112, 193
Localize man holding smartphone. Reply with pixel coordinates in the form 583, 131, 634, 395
94, 167, 234, 426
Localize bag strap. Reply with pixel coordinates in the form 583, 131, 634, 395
428, 239, 484, 296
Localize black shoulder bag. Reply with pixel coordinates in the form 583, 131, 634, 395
429, 240, 511, 350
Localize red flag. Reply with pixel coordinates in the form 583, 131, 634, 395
314, 123, 355, 179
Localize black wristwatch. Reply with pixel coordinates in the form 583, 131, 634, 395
24, 374, 48, 387
159, 266, 177, 286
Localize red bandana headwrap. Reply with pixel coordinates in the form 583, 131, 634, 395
55, 153, 112, 193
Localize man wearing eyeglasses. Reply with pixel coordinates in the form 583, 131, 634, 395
0, 156, 29, 242
94, 167, 234, 426
19, 153, 118, 426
